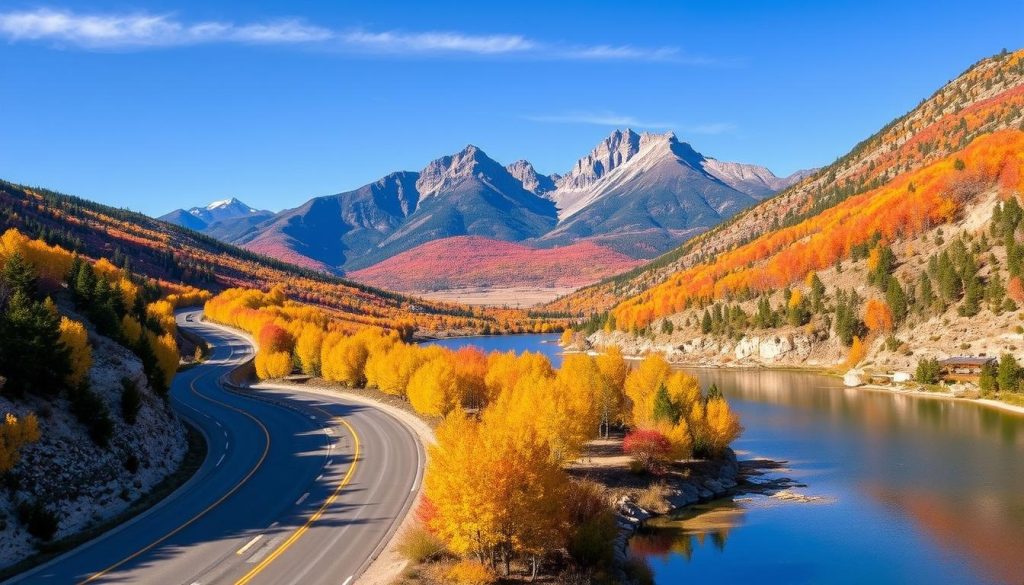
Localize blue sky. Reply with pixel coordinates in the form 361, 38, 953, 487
1, 1, 1022, 216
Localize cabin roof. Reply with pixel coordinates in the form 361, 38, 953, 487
938, 356, 997, 367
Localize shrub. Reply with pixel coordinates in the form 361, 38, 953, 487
915, 358, 941, 384
623, 429, 672, 474
635, 482, 672, 515
447, 560, 495, 585
396, 524, 445, 563
565, 480, 617, 568
69, 383, 114, 447
18, 500, 58, 541
120, 377, 142, 424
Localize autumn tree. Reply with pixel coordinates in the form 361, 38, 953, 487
59, 317, 92, 386
0, 412, 41, 473
864, 299, 894, 333
407, 357, 462, 416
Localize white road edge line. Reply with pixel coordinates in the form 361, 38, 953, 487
236, 534, 263, 555
342, 577, 353, 585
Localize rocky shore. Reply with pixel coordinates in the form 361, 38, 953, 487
608, 450, 740, 583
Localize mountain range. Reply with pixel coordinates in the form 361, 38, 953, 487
160, 129, 811, 290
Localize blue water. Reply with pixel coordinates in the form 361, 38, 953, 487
431, 334, 1024, 585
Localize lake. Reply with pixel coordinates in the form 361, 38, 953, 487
426, 334, 1024, 585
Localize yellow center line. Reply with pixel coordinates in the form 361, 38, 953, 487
234, 412, 361, 585
79, 339, 272, 584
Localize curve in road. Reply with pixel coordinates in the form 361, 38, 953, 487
5, 310, 423, 585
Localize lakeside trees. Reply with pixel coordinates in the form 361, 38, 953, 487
205, 286, 746, 577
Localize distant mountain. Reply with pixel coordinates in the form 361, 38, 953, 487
539, 130, 763, 257
160, 197, 273, 239
702, 159, 815, 199
238, 146, 557, 272
158, 131, 800, 289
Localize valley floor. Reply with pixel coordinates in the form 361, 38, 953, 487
417, 286, 576, 307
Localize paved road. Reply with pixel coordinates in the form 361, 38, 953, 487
7, 310, 423, 585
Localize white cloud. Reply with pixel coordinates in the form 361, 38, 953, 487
0, 9, 332, 47
340, 30, 534, 54
0, 8, 715, 63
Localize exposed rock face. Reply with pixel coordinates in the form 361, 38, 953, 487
0, 323, 187, 569
167, 129, 797, 275
505, 159, 556, 196
589, 328, 830, 367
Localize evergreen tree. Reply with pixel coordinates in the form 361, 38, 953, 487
0, 290, 71, 396
809, 273, 826, 313
886, 279, 908, 326
2, 253, 38, 300
701, 310, 712, 335
997, 354, 1020, 393
917, 272, 936, 314
986, 272, 1006, 314
937, 251, 962, 302
651, 384, 681, 425
979, 361, 997, 396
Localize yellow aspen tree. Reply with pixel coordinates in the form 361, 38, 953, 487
120, 315, 143, 344
59, 317, 92, 386
703, 397, 743, 456
0, 412, 41, 473
624, 354, 671, 427
294, 325, 324, 376
407, 357, 461, 416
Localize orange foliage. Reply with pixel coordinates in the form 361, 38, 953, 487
864, 299, 894, 333
611, 131, 1024, 330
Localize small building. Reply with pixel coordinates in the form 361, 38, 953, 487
938, 356, 996, 381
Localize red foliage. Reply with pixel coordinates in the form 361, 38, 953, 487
257, 323, 294, 353
349, 236, 643, 291
623, 429, 672, 473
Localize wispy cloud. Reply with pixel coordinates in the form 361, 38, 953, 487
340, 30, 535, 54
524, 112, 737, 135
0, 8, 709, 63
0, 9, 332, 47
524, 112, 677, 129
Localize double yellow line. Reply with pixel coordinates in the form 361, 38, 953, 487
81, 365, 272, 583
235, 413, 360, 585
80, 330, 361, 585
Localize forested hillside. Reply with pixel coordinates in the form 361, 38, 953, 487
0, 228, 201, 568
558, 49, 1024, 399
0, 181, 562, 336
550, 48, 1024, 316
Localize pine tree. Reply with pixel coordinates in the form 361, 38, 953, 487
651, 384, 681, 425
886, 279, 908, 326
979, 361, 997, 396
917, 272, 936, 314
701, 310, 712, 334
997, 354, 1020, 393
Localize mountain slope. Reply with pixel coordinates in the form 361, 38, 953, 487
0, 180, 556, 335
540, 131, 761, 257
548, 49, 1024, 317
348, 236, 642, 291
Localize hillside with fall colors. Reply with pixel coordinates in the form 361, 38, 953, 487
550, 48, 1024, 317
0, 181, 564, 337
348, 236, 643, 292
557, 49, 1024, 390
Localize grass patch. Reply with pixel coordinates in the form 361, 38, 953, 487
635, 482, 672, 514
998, 392, 1024, 407
397, 525, 446, 563
0, 422, 207, 580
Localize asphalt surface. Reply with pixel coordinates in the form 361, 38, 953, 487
7, 310, 423, 585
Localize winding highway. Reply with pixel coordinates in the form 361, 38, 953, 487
7, 310, 424, 585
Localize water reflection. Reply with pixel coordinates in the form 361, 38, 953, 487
424, 335, 1024, 584
631, 500, 746, 562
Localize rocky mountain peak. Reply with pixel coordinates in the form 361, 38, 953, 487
557, 128, 684, 191
415, 144, 506, 198
506, 159, 556, 196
